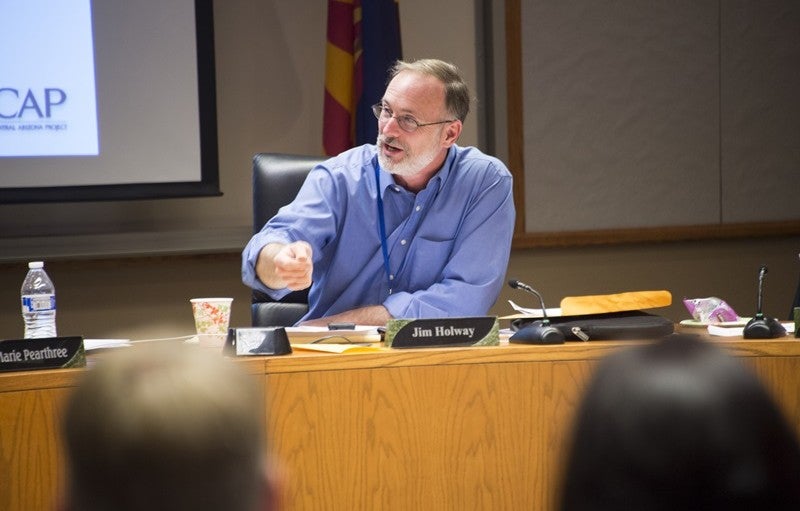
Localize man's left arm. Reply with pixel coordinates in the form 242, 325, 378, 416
384, 171, 515, 318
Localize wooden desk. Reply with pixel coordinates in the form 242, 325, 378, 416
2, 338, 800, 511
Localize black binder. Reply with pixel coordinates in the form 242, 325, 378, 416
511, 310, 674, 342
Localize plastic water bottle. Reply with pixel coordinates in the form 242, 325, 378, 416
21, 261, 57, 338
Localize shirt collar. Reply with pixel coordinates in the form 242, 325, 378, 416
373, 145, 457, 194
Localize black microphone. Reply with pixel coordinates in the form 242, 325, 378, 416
508, 279, 565, 345
743, 264, 787, 339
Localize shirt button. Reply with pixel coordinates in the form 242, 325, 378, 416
415, 205, 421, 212
389, 274, 395, 280
394, 186, 401, 192
400, 239, 407, 245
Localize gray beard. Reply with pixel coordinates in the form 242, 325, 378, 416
377, 136, 439, 178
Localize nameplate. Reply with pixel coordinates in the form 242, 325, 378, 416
0, 336, 86, 372
223, 327, 293, 357
385, 317, 499, 348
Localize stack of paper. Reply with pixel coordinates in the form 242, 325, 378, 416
285, 326, 382, 344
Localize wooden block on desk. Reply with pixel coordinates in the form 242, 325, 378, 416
560, 290, 672, 316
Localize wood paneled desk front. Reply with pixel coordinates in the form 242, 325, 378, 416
2, 337, 800, 511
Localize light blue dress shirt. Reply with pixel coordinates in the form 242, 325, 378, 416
242, 144, 515, 323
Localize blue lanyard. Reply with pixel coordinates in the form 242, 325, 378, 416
374, 162, 393, 294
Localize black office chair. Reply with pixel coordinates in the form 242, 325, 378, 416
251, 153, 326, 327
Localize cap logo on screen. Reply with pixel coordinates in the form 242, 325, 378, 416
0, 88, 67, 120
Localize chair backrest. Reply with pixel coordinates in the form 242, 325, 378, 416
253, 153, 326, 233
251, 153, 326, 326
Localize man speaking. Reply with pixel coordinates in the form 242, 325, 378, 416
242, 59, 515, 326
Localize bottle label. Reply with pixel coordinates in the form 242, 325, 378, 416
22, 294, 56, 312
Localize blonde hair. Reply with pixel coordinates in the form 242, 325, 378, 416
63, 344, 267, 511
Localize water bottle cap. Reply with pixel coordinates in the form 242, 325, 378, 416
28, 261, 44, 269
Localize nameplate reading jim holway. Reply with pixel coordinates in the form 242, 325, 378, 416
385, 317, 499, 348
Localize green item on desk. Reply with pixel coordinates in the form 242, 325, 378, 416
385, 317, 499, 348
0, 336, 85, 372
794, 307, 800, 339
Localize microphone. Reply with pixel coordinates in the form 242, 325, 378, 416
507, 279, 565, 345
743, 264, 787, 339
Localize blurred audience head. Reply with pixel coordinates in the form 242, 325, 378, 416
62, 343, 278, 511
560, 333, 800, 511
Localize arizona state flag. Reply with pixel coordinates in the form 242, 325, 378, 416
323, 0, 401, 156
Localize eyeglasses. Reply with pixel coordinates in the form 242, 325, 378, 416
371, 103, 455, 133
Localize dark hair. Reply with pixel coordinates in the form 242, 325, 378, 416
389, 59, 470, 122
559, 334, 800, 511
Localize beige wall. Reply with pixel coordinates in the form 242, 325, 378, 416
1, 237, 797, 342
0, 0, 797, 341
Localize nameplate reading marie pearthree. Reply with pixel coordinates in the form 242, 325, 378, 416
385, 317, 499, 348
0, 336, 86, 372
